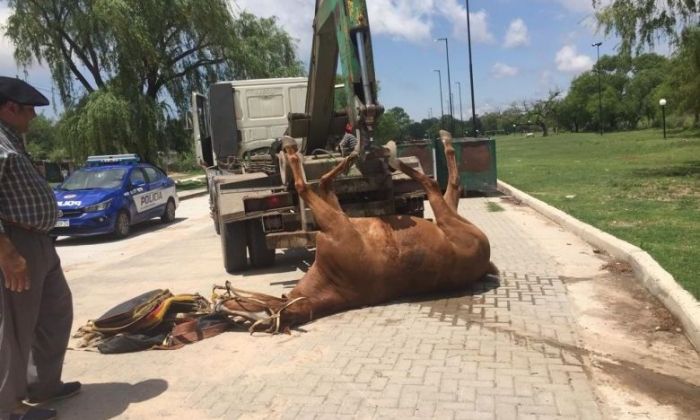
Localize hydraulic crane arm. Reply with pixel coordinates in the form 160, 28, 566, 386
292, 0, 383, 155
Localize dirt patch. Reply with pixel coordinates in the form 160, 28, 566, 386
599, 260, 681, 333
596, 359, 700, 419
499, 195, 523, 206
601, 260, 633, 274
565, 255, 700, 419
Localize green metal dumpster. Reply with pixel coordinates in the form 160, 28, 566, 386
395, 139, 437, 179
434, 137, 497, 195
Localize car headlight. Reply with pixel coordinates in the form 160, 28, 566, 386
84, 199, 113, 212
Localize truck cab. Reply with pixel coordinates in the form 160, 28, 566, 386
192, 77, 307, 171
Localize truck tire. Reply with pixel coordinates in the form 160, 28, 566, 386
247, 220, 275, 268
221, 221, 248, 273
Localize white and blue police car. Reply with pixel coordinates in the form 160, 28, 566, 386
51, 154, 179, 238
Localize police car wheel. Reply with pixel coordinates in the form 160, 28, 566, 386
161, 199, 176, 223
114, 211, 131, 238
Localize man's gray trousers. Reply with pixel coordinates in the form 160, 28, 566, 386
0, 226, 73, 415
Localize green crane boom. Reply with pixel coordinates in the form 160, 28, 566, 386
290, 0, 383, 155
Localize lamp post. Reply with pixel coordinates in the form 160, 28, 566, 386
592, 41, 603, 136
433, 69, 445, 123
456, 81, 464, 136
659, 98, 667, 139
435, 37, 454, 133
465, 0, 478, 136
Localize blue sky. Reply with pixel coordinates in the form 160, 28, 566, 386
0, 0, 619, 121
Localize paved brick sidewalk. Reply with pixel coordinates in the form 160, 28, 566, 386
58, 197, 603, 419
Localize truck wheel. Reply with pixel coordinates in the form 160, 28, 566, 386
221, 221, 248, 273
161, 199, 176, 223
113, 211, 131, 239
247, 220, 275, 268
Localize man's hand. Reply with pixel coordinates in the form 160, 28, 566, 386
0, 234, 29, 292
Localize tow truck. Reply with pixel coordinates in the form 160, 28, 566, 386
191, 0, 433, 273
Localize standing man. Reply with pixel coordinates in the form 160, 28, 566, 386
0, 77, 80, 420
338, 123, 358, 157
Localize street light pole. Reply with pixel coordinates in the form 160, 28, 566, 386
436, 38, 454, 133
433, 69, 444, 124
465, 0, 477, 136
659, 98, 667, 139
456, 81, 464, 136
592, 41, 603, 136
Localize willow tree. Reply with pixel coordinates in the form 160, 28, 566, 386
4, 0, 304, 161
593, 0, 699, 54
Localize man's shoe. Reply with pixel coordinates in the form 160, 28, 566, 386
9, 407, 57, 420
23, 381, 81, 406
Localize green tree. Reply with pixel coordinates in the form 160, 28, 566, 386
5, 0, 304, 161
626, 54, 670, 125
523, 91, 561, 136
25, 115, 57, 159
375, 107, 413, 144
407, 122, 426, 139
658, 27, 700, 125
593, 0, 699, 54
419, 118, 441, 139
479, 112, 500, 134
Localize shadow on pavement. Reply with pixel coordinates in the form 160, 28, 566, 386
403, 273, 501, 304
55, 218, 188, 247
240, 248, 316, 278
53, 379, 168, 420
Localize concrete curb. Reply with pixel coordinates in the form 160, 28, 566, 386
497, 180, 700, 351
177, 188, 208, 201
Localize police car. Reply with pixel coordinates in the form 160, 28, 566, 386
51, 154, 179, 238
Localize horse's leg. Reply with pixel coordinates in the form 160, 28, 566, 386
441, 130, 462, 211
389, 140, 458, 225
282, 137, 360, 241
317, 152, 357, 211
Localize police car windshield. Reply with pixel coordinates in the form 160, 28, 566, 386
60, 168, 127, 190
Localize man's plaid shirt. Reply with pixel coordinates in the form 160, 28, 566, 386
0, 120, 58, 234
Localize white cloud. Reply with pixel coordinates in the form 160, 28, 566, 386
367, 0, 434, 43
491, 63, 519, 78
231, 0, 494, 58
548, 0, 594, 12
436, 1, 494, 44
555, 45, 594, 73
504, 18, 529, 48
547, 0, 613, 13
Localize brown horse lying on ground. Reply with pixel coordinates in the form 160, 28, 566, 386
215, 130, 496, 333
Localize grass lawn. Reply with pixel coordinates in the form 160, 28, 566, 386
175, 179, 206, 191
495, 129, 700, 299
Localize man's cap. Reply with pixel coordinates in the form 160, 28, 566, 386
0, 76, 50, 106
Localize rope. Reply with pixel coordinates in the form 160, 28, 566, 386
211, 282, 312, 334
249, 296, 309, 334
